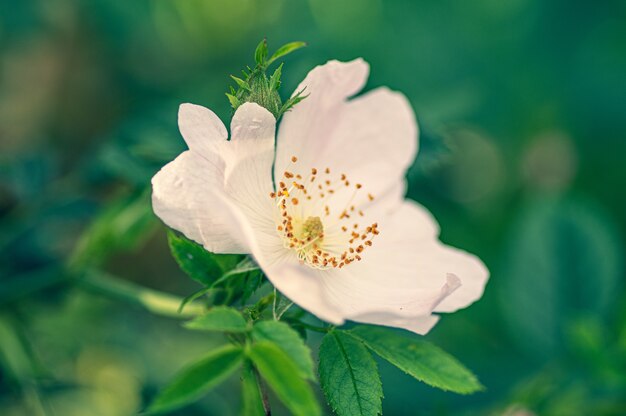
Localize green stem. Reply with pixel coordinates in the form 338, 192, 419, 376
77, 270, 205, 319
252, 363, 272, 415
297, 322, 331, 333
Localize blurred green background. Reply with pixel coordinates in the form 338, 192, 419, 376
1, 0, 626, 415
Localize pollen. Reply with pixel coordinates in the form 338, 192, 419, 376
269, 155, 380, 269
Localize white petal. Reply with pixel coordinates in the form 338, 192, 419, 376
350, 313, 440, 335
430, 246, 489, 313
220, 103, 277, 226
178, 103, 228, 159
275, 59, 417, 211
317, 87, 417, 201
152, 103, 277, 253
275, 59, 369, 175
151, 151, 245, 253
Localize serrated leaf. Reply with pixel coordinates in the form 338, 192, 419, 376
254, 39, 268, 66
167, 231, 223, 285
240, 360, 265, 416
230, 75, 251, 91
247, 341, 320, 416
269, 63, 283, 91
148, 344, 244, 413
350, 326, 483, 394
251, 320, 314, 380
184, 306, 248, 332
267, 41, 307, 66
319, 330, 382, 416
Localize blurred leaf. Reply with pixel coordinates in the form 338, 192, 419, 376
69, 190, 156, 270
500, 197, 624, 356
251, 320, 314, 380
240, 360, 265, 416
148, 344, 244, 414
184, 306, 248, 332
0, 315, 38, 384
319, 330, 382, 416
266, 41, 307, 66
350, 326, 483, 394
247, 341, 320, 416
167, 231, 224, 285
0, 266, 65, 305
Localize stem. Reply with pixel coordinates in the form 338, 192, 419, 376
252, 365, 272, 415
297, 322, 331, 333
77, 270, 205, 319
272, 288, 277, 320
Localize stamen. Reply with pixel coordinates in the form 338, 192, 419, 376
269, 157, 380, 270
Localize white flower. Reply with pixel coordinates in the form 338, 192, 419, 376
152, 59, 488, 334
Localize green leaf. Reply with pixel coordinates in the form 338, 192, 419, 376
247, 341, 320, 416
267, 41, 307, 66
226, 93, 240, 109
319, 330, 382, 416
167, 231, 223, 285
0, 315, 40, 383
184, 306, 248, 332
230, 75, 251, 91
280, 88, 308, 114
500, 197, 623, 357
240, 361, 265, 416
269, 63, 283, 91
240, 269, 264, 304
214, 257, 259, 285
251, 320, 314, 380
254, 38, 268, 66
350, 326, 483, 394
148, 344, 244, 413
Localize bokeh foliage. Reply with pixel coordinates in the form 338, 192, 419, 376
1, 0, 626, 415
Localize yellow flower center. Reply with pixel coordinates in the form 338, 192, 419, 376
269, 156, 380, 269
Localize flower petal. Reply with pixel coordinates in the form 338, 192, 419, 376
220, 102, 277, 225
329, 200, 487, 322
152, 150, 245, 253
275, 58, 369, 175
430, 246, 490, 313
275, 59, 417, 211
350, 312, 440, 336
178, 103, 228, 159
152, 102, 277, 253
